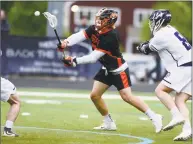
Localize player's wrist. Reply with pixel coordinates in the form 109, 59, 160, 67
62, 39, 69, 48
73, 57, 77, 64
72, 57, 78, 66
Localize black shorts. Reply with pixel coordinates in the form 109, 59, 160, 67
94, 68, 132, 91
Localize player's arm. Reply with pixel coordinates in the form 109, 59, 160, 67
58, 26, 93, 51
62, 50, 105, 67
137, 35, 164, 55
76, 50, 105, 64
62, 31, 111, 67
66, 30, 87, 46
57, 30, 87, 51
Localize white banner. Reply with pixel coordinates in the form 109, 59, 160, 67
122, 53, 166, 83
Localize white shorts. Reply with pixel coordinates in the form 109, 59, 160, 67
161, 67, 192, 95
1, 77, 17, 102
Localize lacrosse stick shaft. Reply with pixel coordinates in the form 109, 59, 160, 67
54, 29, 65, 58
54, 29, 61, 45
43, 12, 65, 58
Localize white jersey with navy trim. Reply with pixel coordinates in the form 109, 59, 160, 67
149, 25, 192, 72
1, 77, 17, 102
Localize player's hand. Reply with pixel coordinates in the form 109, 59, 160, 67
136, 41, 149, 55
62, 56, 77, 67
57, 39, 69, 52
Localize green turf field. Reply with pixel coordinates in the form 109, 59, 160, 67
1, 88, 192, 144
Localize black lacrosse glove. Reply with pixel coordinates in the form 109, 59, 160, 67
136, 41, 152, 55
57, 40, 69, 52
62, 56, 77, 67
57, 43, 64, 52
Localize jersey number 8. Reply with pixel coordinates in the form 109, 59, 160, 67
174, 31, 192, 51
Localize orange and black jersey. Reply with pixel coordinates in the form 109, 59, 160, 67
84, 25, 125, 71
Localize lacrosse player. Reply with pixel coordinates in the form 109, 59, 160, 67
137, 9, 192, 141
58, 8, 163, 133
1, 77, 20, 137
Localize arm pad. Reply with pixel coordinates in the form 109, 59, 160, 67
76, 50, 105, 64
66, 30, 87, 46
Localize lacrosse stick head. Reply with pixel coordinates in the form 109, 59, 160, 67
43, 12, 58, 29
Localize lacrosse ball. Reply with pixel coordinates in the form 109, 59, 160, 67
34, 11, 40, 16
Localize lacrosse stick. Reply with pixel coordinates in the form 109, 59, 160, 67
43, 12, 65, 57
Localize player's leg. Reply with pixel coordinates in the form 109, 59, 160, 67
119, 87, 163, 133
91, 69, 116, 130
114, 69, 163, 133
1, 78, 20, 137
4, 94, 21, 137
173, 83, 192, 141
91, 80, 109, 116
155, 83, 176, 109
155, 83, 185, 131
119, 87, 149, 113
91, 81, 116, 130
6, 94, 21, 125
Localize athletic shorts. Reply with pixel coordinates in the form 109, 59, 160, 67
94, 68, 132, 91
161, 66, 192, 95
1, 77, 17, 102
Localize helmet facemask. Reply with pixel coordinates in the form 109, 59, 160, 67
149, 10, 172, 35
149, 18, 165, 35
149, 19, 155, 33
95, 16, 110, 30
95, 8, 118, 31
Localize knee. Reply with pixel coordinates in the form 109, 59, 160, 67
8, 94, 21, 106
121, 92, 133, 103
90, 91, 101, 101
155, 84, 172, 96
175, 97, 185, 106
175, 99, 181, 106
16, 98, 21, 106
155, 87, 160, 94
155, 87, 163, 97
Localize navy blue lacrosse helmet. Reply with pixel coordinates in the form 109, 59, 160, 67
149, 9, 172, 34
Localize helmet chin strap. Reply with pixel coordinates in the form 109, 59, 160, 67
152, 25, 156, 36
149, 21, 155, 37
96, 21, 114, 33
95, 22, 108, 31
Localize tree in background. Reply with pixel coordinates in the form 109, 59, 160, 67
6, 1, 48, 36
141, 1, 192, 44
1, 1, 14, 13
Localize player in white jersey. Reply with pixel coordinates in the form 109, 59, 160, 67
1, 77, 20, 137
137, 9, 192, 141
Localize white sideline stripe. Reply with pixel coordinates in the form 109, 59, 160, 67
23, 99, 62, 104
1, 126, 154, 144
18, 91, 159, 101
18, 91, 192, 102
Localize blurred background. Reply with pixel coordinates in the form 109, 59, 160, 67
1, 1, 192, 92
